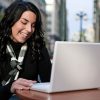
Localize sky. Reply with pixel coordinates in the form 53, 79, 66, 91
67, 0, 94, 40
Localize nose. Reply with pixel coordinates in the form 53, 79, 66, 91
26, 24, 32, 32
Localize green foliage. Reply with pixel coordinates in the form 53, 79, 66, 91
0, 12, 4, 21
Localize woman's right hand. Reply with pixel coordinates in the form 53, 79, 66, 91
10, 78, 36, 93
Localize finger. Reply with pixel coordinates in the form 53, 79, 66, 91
11, 83, 30, 93
11, 83, 22, 93
15, 78, 36, 87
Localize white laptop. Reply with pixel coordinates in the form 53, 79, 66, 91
31, 41, 100, 93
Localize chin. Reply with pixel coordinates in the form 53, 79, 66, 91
18, 37, 28, 43
18, 40, 26, 43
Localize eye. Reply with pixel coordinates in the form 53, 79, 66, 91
21, 21, 27, 25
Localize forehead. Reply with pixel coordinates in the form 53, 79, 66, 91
20, 11, 36, 22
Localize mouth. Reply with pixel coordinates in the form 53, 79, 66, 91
20, 32, 29, 38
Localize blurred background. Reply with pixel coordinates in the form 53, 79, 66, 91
0, 0, 99, 58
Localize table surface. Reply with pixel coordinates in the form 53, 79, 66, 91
16, 89, 100, 100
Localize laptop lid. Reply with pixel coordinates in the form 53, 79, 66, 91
31, 41, 100, 93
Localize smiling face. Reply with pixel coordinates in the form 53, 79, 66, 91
11, 11, 36, 43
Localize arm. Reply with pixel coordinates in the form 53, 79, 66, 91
0, 62, 12, 99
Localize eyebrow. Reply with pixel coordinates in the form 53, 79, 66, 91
21, 18, 29, 22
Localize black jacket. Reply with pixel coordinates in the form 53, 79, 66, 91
0, 41, 51, 100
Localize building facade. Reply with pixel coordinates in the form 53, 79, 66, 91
46, 0, 67, 58
46, 0, 67, 41
94, 0, 100, 42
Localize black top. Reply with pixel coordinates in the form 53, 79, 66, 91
0, 39, 52, 99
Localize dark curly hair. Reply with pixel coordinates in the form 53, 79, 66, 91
0, 1, 45, 61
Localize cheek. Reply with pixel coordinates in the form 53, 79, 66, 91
11, 24, 22, 41
12, 24, 22, 34
11, 26, 17, 38
32, 28, 35, 34
12, 20, 24, 32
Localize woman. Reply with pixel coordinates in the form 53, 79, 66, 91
0, 1, 51, 100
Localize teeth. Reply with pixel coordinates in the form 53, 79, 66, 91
22, 33, 28, 37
